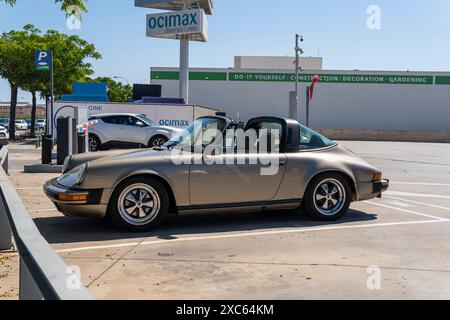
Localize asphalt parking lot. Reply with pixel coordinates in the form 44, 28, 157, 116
2, 140, 450, 300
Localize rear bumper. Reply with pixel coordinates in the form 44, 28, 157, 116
44, 179, 107, 218
356, 179, 390, 201
373, 179, 390, 195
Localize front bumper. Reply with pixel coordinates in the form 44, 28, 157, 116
44, 179, 107, 218
373, 179, 390, 196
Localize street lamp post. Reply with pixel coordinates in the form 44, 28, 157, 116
113, 76, 130, 85
289, 34, 304, 121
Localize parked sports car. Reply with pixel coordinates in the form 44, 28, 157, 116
87, 113, 181, 152
44, 116, 389, 231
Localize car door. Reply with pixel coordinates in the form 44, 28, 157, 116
189, 120, 287, 206
117, 116, 149, 147
93, 116, 119, 145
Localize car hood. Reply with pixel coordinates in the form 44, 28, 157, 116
66, 148, 175, 172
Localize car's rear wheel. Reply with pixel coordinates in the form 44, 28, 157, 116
148, 135, 169, 148
109, 177, 169, 231
89, 135, 102, 152
303, 173, 352, 221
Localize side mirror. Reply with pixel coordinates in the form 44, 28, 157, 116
136, 121, 146, 127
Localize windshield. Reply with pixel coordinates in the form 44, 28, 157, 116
135, 115, 156, 126
300, 125, 336, 151
164, 117, 228, 150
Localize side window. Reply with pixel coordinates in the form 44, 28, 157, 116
245, 121, 282, 153
300, 125, 336, 151
127, 116, 141, 127
101, 116, 118, 124
114, 116, 130, 126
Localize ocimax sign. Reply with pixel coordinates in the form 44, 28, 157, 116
146, 9, 207, 42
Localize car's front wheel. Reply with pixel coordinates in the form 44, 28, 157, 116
109, 177, 169, 231
303, 173, 352, 221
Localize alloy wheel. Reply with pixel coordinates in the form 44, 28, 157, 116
118, 183, 161, 226
313, 178, 346, 216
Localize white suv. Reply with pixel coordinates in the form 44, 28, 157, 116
15, 120, 28, 131
88, 113, 180, 152
0, 126, 9, 146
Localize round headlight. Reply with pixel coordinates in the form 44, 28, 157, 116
57, 163, 89, 187
62, 155, 73, 174
75, 163, 89, 185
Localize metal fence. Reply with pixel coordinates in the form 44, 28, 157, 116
0, 146, 93, 300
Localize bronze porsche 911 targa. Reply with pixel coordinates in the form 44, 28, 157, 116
44, 116, 389, 231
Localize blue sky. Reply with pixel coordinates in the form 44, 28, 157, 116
0, 0, 449, 103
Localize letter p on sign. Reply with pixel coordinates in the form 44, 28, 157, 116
35, 50, 51, 71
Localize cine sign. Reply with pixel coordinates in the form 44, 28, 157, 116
146, 9, 208, 42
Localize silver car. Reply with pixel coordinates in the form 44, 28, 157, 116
88, 113, 180, 152
44, 116, 389, 232
0, 126, 9, 146
15, 120, 28, 131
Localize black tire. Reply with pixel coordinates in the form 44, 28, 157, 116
302, 173, 352, 221
89, 134, 102, 152
109, 176, 169, 232
148, 135, 169, 148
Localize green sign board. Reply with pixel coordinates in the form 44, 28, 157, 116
151, 70, 450, 85
229, 72, 434, 85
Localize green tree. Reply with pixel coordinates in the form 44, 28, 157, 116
0, 25, 41, 139
1, 0, 87, 13
88, 77, 133, 103
38, 30, 102, 100
0, 25, 101, 139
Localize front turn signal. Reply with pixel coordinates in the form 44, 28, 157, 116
372, 172, 383, 182
58, 194, 88, 202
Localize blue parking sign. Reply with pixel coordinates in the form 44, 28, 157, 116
35, 50, 52, 71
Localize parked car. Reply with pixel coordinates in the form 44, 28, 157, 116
0, 126, 9, 146
15, 120, 28, 131
44, 115, 390, 232
0, 119, 9, 130
87, 113, 181, 152
36, 119, 46, 130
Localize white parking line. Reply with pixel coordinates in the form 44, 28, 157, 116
366, 201, 448, 221
384, 196, 450, 212
390, 182, 450, 187
30, 208, 58, 213
56, 219, 449, 254
385, 191, 450, 200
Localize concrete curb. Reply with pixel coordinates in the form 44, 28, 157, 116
24, 164, 62, 174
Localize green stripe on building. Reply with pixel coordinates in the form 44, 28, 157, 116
151, 71, 180, 80
151, 71, 227, 81
152, 70, 442, 85
436, 76, 450, 85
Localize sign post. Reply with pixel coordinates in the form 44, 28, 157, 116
145, 8, 208, 104
35, 50, 54, 136
138, 0, 212, 105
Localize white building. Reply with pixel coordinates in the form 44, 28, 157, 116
150, 57, 450, 142
234, 56, 323, 71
